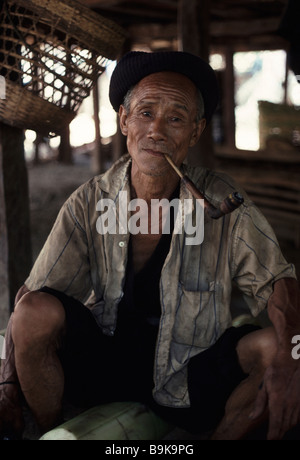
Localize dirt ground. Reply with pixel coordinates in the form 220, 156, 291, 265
27, 156, 94, 263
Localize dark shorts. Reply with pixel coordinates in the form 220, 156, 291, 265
40, 286, 260, 434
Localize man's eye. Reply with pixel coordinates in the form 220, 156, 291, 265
170, 117, 181, 122
142, 111, 151, 117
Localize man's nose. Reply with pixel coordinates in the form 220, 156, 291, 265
147, 117, 168, 142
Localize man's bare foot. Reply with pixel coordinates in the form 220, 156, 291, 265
0, 383, 24, 440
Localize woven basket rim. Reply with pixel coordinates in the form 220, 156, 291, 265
0, 80, 76, 135
5, 0, 127, 60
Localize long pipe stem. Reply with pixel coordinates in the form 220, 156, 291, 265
164, 154, 244, 219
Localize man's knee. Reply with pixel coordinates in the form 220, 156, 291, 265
236, 327, 278, 374
13, 291, 65, 349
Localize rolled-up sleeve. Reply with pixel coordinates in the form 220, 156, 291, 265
25, 197, 92, 303
231, 203, 297, 316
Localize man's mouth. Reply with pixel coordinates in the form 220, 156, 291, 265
143, 148, 167, 158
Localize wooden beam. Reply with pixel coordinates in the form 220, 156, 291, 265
211, 7, 258, 20
211, 17, 281, 37
84, 0, 176, 10
0, 123, 32, 323
80, 0, 127, 8
116, 0, 176, 9
129, 20, 283, 39
0, 133, 10, 328
219, 0, 287, 5
178, 0, 215, 169
97, 5, 175, 20
212, 35, 288, 51
178, 0, 210, 57
58, 125, 73, 164
223, 48, 236, 149
128, 21, 287, 53
215, 145, 300, 163
92, 78, 103, 174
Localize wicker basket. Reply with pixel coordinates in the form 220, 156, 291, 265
0, 0, 126, 136
259, 100, 300, 149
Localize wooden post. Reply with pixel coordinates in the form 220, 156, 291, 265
92, 79, 103, 174
112, 122, 127, 163
0, 123, 32, 326
283, 52, 289, 105
34, 132, 44, 164
58, 124, 72, 164
0, 131, 10, 328
111, 38, 132, 163
224, 47, 236, 149
58, 50, 73, 165
177, 0, 215, 169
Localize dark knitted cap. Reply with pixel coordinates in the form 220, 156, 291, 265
109, 51, 219, 123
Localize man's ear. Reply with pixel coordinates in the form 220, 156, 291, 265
189, 118, 206, 147
119, 105, 128, 136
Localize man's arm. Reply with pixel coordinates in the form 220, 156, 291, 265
251, 277, 300, 439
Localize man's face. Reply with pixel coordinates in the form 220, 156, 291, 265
119, 72, 206, 177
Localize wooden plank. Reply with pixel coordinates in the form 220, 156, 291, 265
215, 145, 300, 163
84, 0, 177, 12
128, 23, 177, 42
219, 0, 287, 5
81, 0, 127, 8
129, 22, 287, 47
229, 173, 300, 190
97, 4, 176, 20
211, 6, 258, 19
259, 207, 300, 223
248, 195, 300, 214
211, 17, 281, 37
243, 184, 300, 202
212, 34, 288, 50
228, 170, 300, 191
119, 0, 177, 10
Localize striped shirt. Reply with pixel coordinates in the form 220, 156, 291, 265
25, 154, 296, 408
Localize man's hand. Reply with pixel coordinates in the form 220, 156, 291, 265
250, 352, 300, 439
253, 277, 300, 439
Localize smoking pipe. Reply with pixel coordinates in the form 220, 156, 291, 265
164, 154, 244, 219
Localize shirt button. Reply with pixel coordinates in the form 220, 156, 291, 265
119, 241, 125, 248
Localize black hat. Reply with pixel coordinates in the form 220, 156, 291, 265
109, 50, 219, 123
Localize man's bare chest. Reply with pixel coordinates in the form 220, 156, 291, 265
130, 232, 162, 274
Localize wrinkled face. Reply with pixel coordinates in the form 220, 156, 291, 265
119, 72, 206, 177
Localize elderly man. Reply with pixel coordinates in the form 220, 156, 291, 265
0, 51, 299, 440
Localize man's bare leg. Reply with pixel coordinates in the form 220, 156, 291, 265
211, 327, 277, 440
11, 291, 66, 435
